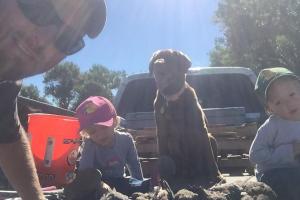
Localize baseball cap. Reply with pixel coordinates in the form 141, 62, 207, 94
76, 96, 117, 131
254, 67, 298, 103
51, 0, 106, 38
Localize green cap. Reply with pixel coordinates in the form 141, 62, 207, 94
254, 67, 297, 103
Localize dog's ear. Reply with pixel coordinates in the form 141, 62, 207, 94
149, 50, 162, 74
174, 51, 191, 73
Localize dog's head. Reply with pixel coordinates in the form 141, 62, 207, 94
149, 49, 191, 96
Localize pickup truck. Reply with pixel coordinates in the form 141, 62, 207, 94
114, 67, 266, 176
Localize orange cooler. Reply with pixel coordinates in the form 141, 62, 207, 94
28, 114, 80, 187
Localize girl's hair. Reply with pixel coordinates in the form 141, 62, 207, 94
79, 116, 121, 139
79, 129, 91, 139
115, 116, 121, 128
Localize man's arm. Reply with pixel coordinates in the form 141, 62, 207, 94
0, 130, 45, 200
0, 81, 44, 200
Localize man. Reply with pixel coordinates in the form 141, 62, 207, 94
0, 0, 106, 199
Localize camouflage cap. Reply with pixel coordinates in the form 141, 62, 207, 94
254, 67, 298, 103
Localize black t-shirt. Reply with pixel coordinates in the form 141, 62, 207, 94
0, 81, 21, 143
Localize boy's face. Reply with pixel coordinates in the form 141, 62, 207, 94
85, 124, 114, 147
267, 78, 300, 121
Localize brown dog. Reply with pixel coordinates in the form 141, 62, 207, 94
149, 49, 223, 188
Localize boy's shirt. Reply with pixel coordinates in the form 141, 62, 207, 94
249, 115, 300, 179
78, 131, 143, 180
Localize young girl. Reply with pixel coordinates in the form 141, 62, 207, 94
76, 96, 149, 196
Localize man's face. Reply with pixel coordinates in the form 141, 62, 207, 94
0, 0, 84, 80
267, 78, 300, 121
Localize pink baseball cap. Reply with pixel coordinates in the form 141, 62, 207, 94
75, 96, 117, 131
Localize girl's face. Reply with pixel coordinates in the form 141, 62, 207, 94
84, 124, 115, 147
267, 78, 300, 121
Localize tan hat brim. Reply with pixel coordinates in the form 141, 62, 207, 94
51, 0, 106, 39
86, 0, 106, 38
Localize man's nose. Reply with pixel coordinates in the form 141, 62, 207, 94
26, 34, 43, 50
25, 27, 57, 50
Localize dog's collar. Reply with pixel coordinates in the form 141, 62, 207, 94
163, 83, 187, 102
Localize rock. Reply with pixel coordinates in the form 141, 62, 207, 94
170, 180, 277, 200
174, 189, 198, 200
210, 182, 242, 200
131, 188, 169, 200
100, 190, 129, 200
153, 188, 169, 200
57, 177, 278, 200
132, 192, 152, 200
237, 181, 277, 200
182, 185, 210, 199
240, 195, 254, 200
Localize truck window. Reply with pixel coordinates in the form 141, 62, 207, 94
188, 74, 264, 113
117, 78, 157, 117
117, 73, 264, 117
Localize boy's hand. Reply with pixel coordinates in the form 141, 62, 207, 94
293, 142, 300, 161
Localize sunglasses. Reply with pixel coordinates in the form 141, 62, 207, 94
17, 0, 85, 55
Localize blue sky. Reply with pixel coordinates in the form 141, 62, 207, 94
24, 0, 222, 92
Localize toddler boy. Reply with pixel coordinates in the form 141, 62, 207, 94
250, 67, 300, 200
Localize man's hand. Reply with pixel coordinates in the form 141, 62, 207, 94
0, 131, 45, 200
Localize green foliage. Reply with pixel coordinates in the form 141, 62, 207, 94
43, 62, 80, 109
210, 38, 235, 66
42, 62, 126, 110
210, 0, 300, 74
20, 84, 48, 103
72, 65, 126, 110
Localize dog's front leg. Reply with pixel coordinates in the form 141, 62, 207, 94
186, 101, 222, 183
